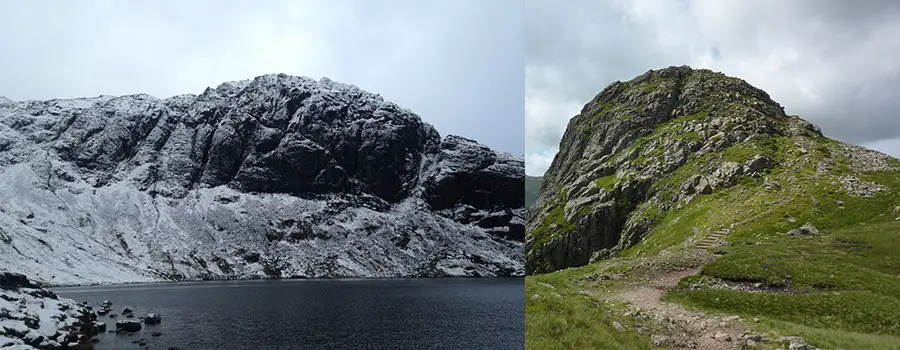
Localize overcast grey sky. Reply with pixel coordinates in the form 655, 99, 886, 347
0, 0, 524, 155
526, 0, 900, 176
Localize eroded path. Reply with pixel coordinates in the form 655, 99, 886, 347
577, 243, 817, 350
610, 267, 750, 349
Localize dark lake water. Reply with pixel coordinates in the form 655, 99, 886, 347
53, 278, 524, 350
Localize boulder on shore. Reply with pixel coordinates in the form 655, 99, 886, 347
144, 313, 162, 325
116, 320, 142, 332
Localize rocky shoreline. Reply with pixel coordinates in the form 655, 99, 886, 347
0, 272, 165, 349
45, 273, 526, 289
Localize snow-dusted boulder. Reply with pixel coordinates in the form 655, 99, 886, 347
143, 313, 161, 325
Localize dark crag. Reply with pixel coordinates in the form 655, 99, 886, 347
0, 74, 524, 284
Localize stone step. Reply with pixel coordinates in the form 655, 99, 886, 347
694, 229, 732, 249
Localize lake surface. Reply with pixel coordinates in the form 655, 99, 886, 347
53, 278, 523, 350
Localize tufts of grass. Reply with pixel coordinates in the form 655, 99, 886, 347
593, 174, 618, 190
526, 274, 655, 349
677, 111, 710, 123
757, 319, 900, 350
662, 170, 900, 347
666, 289, 900, 336
530, 189, 576, 247
612, 136, 900, 347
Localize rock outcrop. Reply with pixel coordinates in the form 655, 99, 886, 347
0, 74, 524, 284
526, 66, 899, 274
0, 272, 99, 349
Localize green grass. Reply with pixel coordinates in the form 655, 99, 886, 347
619, 138, 791, 258
621, 136, 856, 260
529, 131, 900, 348
658, 166, 900, 348
530, 205, 900, 349
527, 73, 900, 348
720, 134, 788, 163
619, 194, 716, 258
667, 289, 900, 334
634, 80, 660, 93
677, 111, 709, 123
674, 131, 702, 143
757, 319, 900, 350
529, 188, 576, 249
593, 174, 618, 190
531, 201, 574, 247
526, 273, 656, 349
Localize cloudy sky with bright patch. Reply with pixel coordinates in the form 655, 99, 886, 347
526, 0, 900, 175
0, 0, 524, 154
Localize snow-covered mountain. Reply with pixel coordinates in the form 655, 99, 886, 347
0, 74, 524, 285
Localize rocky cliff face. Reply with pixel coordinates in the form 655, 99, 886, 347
0, 74, 524, 285
526, 66, 899, 274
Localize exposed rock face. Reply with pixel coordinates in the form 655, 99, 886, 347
421, 135, 525, 240
0, 74, 524, 284
526, 66, 899, 274
0, 272, 41, 289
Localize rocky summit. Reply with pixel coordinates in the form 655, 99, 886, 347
0, 74, 524, 284
526, 65, 899, 274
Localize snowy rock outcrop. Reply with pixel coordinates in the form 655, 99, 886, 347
0, 74, 524, 285
0, 272, 98, 349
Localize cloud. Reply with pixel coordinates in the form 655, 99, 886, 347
525, 150, 558, 180
0, 0, 523, 154
526, 0, 900, 175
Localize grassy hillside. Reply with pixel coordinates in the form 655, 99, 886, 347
527, 138, 900, 348
526, 67, 900, 349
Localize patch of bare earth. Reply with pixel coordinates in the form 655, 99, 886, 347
580, 248, 810, 348
615, 267, 750, 349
